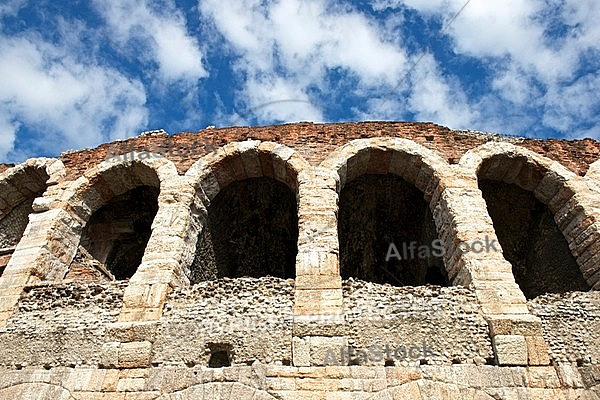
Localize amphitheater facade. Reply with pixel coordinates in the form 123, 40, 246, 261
0, 122, 598, 399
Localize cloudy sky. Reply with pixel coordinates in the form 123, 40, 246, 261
0, 0, 599, 162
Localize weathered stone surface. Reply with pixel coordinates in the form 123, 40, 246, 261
492, 335, 528, 366
0, 122, 599, 397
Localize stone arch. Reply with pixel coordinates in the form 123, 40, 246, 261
320, 137, 454, 286
461, 142, 598, 295
0, 158, 64, 276
157, 382, 277, 399
57, 154, 179, 282
185, 141, 309, 283
584, 158, 600, 194
0, 383, 75, 400
374, 380, 496, 399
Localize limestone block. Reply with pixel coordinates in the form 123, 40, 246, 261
238, 141, 262, 178
101, 342, 121, 368
116, 377, 146, 392
309, 336, 348, 367
345, 143, 370, 183
294, 289, 343, 312
292, 314, 346, 337
487, 315, 543, 337
555, 364, 586, 389
295, 275, 342, 290
105, 321, 160, 343
118, 341, 152, 369
534, 171, 569, 204
525, 336, 550, 366
292, 337, 310, 367
31, 197, 57, 213
388, 381, 424, 400
492, 335, 528, 366
527, 367, 560, 388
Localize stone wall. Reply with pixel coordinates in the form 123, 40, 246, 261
0, 282, 126, 369
529, 291, 600, 365
156, 277, 295, 367
54, 122, 600, 179
0, 199, 36, 249
342, 279, 493, 366
0, 122, 598, 398
0, 364, 598, 399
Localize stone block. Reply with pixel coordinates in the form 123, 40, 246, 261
295, 275, 342, 290
527, 367, 560, 388
525, 336, 550, 366
292, 314, 346, 337
118, 341, 152, 369
309, 336, 348, 367
116, 377, 146, 392
105, 321, 160, 343
555, 364, 586, 389
292, 337, 310, 367
492, 335, 528, 366
294, 289, 343, 314
487, 315, 543, 337
101, 342, 121, 368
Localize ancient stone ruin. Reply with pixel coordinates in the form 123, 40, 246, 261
0, 121, 598, 399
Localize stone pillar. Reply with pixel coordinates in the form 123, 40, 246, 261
118, 176, 197, 322
292, 167, 345, 366
435, 165, 550, 366
0, 202, 81, 326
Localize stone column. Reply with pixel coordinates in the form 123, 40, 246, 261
0, 192, 81, 327
118, 176, 197, 322
438, 163, 549, 366
292, 167, 346, 367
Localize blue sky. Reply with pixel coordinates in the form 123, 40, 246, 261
0, 0, 599, 162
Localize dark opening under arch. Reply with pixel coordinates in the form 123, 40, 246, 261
70, 185, 159, 281
479, 179, 589, 298
338, 173, 447, 286
190, 177, 298, 283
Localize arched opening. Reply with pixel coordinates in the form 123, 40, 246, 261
338, 173, 447, 286
67, 185, 159, 281
190, 177, 298, 283
479, 178, 589, 298
0, 165, 50, 275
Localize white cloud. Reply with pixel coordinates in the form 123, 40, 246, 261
199, 0, 409, 124
372, 0, 600, 137
234, 76, 324, 125
406, 54, 475, 128
0, 35, 148, 161
0, 0, 26, 18
542, 72, 600, 135
0, 113, 18, 161
95, 0, 207, 83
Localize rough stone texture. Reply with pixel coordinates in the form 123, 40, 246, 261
155, 277, 295, 367
528, 291, 600, 365
0, 199, 37, 249
0, 282, 126, 368
342, 279, 493, 366
0, 364, 598, 399
0, 122, 599, 398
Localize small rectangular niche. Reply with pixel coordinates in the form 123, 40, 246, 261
207, 343, 232, 368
